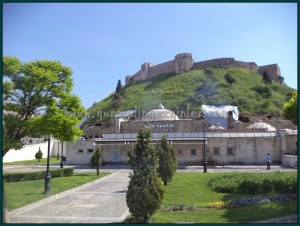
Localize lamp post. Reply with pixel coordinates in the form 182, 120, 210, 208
203, 122, 207, 173
60, 142, 64, 168
44, 135, 51, 194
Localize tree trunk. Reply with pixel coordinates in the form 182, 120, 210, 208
3, 186, 9, 223
3, 150, 9, 223
2, 148, 9, 158
164, 179, 168, 186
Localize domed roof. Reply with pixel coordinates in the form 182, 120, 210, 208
142, 103, 179, 121
247, 122, 276, 131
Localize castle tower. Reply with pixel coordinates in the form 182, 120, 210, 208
174, 53, 194, 74
125, 75, 133, 85
141, 62, 152, 71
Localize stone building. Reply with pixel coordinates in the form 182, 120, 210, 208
66, 104, 297, 166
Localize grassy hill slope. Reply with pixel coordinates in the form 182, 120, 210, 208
86, 68, 295, 123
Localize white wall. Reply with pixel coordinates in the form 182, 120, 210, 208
3, 142, 55, 163
282, 155, 297, 168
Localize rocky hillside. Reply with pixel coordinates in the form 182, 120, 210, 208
86, 67, 295, 125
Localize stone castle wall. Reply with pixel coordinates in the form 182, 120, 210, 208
125, 53, 280, 85
258, 64, 281, 82
125, 53, 193, 85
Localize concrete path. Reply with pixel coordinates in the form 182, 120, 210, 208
8, 169, 130, 223
252, 215, 298, 223
5, 164, 297, 223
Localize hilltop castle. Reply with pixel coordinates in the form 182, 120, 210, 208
125, 53, 281, 85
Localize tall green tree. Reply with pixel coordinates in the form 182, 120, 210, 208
126, 127, 165, 223
278, 75, 285, 85
262, 71, 272, 85
157, 135, 178, 186
224, 73, 236, 86
116, 79, 123, 93
2, 56, 86, 157
283, 91, 297, 125
91, 145, 102, 176
2, 56, 85, 223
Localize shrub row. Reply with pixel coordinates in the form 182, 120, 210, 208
207, 172, 297, 194
3, 167, 74, 182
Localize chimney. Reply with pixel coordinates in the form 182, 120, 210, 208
227, 111, 234, 129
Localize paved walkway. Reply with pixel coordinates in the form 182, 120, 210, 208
252, 215, 298, 223
8, 169, 130, 223
5, 164, 297, 223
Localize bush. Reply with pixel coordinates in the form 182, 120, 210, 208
3, 168, 74, 182
207, 172, 297, 195
35, 147, 43, 162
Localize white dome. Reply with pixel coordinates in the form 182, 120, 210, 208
142, 103, 179, 121
247, 122, 276, 131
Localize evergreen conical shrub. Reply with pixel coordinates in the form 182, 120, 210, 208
157, 134, 178, 186
126, 127, 165, 222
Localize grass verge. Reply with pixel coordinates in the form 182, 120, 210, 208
3, 157, 61, 165
4, 172, 109, 210
151, 172, 297, 223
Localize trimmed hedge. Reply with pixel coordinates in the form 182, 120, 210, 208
3, 167, 74, 182
207, 172, 297, 194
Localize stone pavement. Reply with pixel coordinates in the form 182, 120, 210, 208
252, 215, 298, 223
8, 169, 130, 223
5, 164, 297, 223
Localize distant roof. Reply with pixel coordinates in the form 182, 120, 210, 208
142, 103, 179, 121
247, 122, 276, 131
115, 110, 136, 119
201, 105, 239, 128
156, 103, 165, 109
202, 105, 239, 120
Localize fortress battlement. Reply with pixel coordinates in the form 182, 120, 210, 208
125, 53, 281, 85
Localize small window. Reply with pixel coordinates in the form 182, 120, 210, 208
213, 147, 220, 155
87, 149, 94, 153
191, 149, 196, 155
78, 149, 83, 153
227, 147, 234, 155
178, 149, 183, 155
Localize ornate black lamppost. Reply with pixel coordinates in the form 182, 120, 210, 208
203, 122, 207, 173
44, 135, 51, 194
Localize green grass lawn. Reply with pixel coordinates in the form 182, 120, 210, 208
151, 172, 297, 223
4, 172, 109, 210
3, 157, 61, 165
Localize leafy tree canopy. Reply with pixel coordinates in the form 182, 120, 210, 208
262, 71, 272, 85
283, 91, 297, 125
224, 73, 236, 86
2, 56, 86, 156
278, 75, 285, 85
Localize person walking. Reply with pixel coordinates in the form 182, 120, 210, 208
266, 153, 272, 170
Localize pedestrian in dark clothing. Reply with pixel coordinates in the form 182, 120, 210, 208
266, 153, 271, 170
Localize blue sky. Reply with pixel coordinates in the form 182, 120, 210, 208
3, 3, 297, 109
